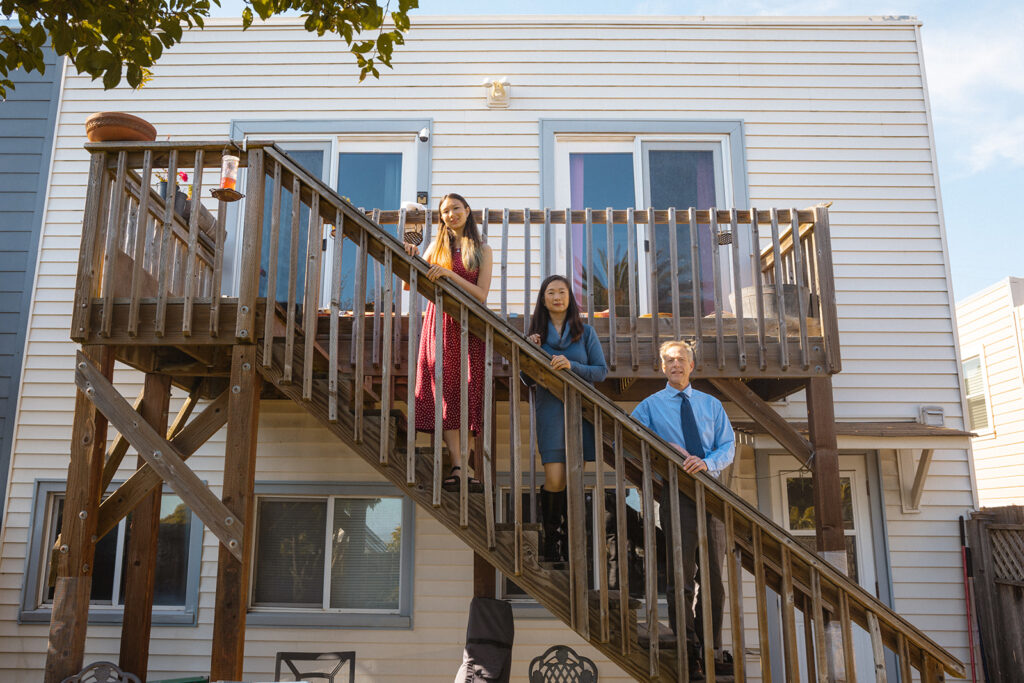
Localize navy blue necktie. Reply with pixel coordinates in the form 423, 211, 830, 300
679, 392, 706, 459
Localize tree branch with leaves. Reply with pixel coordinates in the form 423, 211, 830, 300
0, 0, 417, 98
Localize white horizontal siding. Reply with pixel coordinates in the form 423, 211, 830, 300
956, 278, 1024, 506
0, 15, 974, 680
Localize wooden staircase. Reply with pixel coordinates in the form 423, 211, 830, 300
242, 143, 963, 681
49, 140, 966, 683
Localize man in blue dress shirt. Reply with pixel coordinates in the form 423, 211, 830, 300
631, 340, 734, 677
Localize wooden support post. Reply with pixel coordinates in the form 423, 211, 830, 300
210, 346, 261, 681
45, 346, 114, 683
234, 148, 264, 342
806, 377, 845, 556
807, 376, 847, 681
119, 373, 172, 681
473, 552, 496, 598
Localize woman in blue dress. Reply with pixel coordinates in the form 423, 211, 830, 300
526, 274, 607, 562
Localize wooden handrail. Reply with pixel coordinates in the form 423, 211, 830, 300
760, 217, 815, 274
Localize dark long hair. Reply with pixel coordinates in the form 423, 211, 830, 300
424, 192, 483, 272
529, 274, 585, 343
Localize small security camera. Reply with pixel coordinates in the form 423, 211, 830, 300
417, 127, 430, 143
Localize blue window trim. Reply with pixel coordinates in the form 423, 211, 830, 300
19, 479, 203, 626
246, 481, 416, 630
537, 118, 750, 279
221, 118, 433, 296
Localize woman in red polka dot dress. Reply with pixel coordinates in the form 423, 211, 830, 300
404, 193, 493, 492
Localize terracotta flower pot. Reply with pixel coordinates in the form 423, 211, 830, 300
85, 112, 157, 142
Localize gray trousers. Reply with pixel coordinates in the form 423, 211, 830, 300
661, 484, 725, 651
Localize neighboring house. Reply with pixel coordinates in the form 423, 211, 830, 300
0, 16, 978, 682
956, 277, 1024, 507
0, 38, 63, 525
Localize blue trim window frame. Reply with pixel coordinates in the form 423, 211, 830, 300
246, 481, 415, 629
20, 480, 203, 625
538, 119, 751, 313
222, 119, 433, 304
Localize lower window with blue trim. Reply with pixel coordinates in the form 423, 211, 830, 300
246, 482, 414, 628
20, 480, 202, 625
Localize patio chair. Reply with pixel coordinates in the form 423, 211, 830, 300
274, 651, 356, 683
60, 661, 141, 683
527, 645, 598, 683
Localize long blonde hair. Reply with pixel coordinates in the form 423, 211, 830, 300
424, 193, 483, 272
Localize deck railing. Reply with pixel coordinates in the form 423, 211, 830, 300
70, 141, 958, 681
368, 204, 841, 377
73, 142, 840, 381
72, 143, 229, 343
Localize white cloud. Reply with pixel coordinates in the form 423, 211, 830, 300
961, 116, 1024, 174
921, 8, 1024, 174
923, 16, 1024, 111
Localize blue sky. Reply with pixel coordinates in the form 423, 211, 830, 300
212, 0, 1023, 300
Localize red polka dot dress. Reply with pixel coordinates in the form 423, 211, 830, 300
414, 248, 485, 434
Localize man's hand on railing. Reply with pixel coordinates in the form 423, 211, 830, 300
673, 444, 709, 474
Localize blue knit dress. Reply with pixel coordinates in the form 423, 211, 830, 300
531, 322, 608, 464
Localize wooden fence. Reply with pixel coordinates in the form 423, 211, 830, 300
966, 506, 1024, 682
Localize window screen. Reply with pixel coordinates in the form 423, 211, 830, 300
962, 356, 989, 431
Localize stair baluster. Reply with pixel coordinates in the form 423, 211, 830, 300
283, 174, 301, 384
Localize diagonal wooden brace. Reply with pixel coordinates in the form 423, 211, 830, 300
95, 390, 229, 539
101, 390, 144, 492
74, 351, 243, 561
710, 378, 813, 466
100, 381, 201, 492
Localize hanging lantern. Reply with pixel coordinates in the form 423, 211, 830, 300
210, 151, 244, 202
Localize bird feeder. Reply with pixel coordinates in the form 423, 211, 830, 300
210, 152, 244, 202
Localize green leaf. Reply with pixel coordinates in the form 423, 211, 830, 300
127, 63, 143, 88
102, 63, 122, 89
241, 7, 254, 29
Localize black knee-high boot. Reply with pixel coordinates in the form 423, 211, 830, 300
540, 487, 568, 563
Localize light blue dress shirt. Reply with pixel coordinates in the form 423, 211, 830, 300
630, 382, 735, 476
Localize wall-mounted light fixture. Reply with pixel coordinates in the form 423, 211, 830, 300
482, 78, 510, 108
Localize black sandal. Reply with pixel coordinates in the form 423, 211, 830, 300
442, 466, 462, 492
442, 466, 484, 493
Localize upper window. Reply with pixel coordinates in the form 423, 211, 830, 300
250, 136, 418, 312
544, 121, 748, 317
962, 355, 990, 432
247, 482, 414, 628
224, 119, 431, 305
21, 481, 202, 624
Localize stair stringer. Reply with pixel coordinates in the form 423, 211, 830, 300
256, 335, 678, 681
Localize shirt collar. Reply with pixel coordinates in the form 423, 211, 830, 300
664, 382, 693, 398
